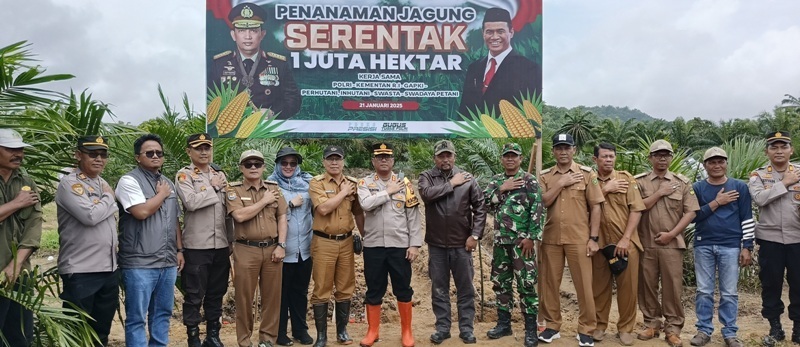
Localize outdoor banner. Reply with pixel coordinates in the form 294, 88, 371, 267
206, 0, 542, 139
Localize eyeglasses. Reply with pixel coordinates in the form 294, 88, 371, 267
80, 150, 109, 159
140, 150, 164, 159
374, 155, 393, 162
280, 161, 298, 168
242, 162, 264, 169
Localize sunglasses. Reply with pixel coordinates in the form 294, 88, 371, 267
80, 150, 109, 159
242, 162, 264, 169
280, 161, 298, 168
139, 150, 165, 159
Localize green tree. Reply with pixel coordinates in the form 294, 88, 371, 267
557, 109, 596, 150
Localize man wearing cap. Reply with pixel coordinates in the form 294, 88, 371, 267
418, 139, 486, 344
458, 7, 541, 117
226, 149, 288, 347
210, 2, 301, 120
688, 146, 753, 347
590, 142, 645, 346
115, 133, 184, 346
537, 133, 603, 346
357, 142, 422, 347
308, 145, 365, 347
0, 129, 41, 346
634, 139, 699, 347
175, 133, 231, 347
56, 135, 118, 347
748, 131, 800, 344
483, 143, 543, 347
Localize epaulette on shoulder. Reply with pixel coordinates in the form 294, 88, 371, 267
633, 172, 648, 179
346, 176, 358, 183
213, 50, 232, 60
313, 174, 325, 181
580, 165, 593, 172
228, 181, 242, 187
264, 180, 278, 185
540, 168, 552, 174
267, 52, 286, 61
618, 171, 633, 178
676, 174, 691, 184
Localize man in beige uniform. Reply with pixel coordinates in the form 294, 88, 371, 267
538, 133, 604, 347
227, 149, 288, 347
635, 140, 699, 347
175, 133, 231, 347
590, 143, 645, 346
308, 145, 365, 347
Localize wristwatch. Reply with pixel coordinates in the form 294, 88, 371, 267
472, 235, 479, 241
589, 236, 599, 242
277, 242, 287, 249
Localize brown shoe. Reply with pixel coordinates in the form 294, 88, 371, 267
724, 337, 743, 347
592, 329, 605, 341
665, 334, 683, 347
618, 332, 635, 346
637, 327, 660, 341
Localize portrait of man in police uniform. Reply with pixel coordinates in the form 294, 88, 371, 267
209, 2, 301, 120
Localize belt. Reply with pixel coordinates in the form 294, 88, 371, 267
313, 230, 353, 241
235, 238, 278, 248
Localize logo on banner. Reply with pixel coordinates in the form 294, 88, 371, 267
347, 122, 378, 132
381, 122, 408, 132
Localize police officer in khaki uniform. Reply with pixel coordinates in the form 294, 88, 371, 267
590, 143, 645, 346
538, 133, 604, 347
56, 135, 118, 347
748, 131, 800, 344
175, 133, 231, 347
634, 140, 699, 347
357, 143, 422, 347
308, 145, 365, 347
226, 149, 288, 347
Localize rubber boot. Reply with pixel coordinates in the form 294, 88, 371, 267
523, 314, 539, 347
313, 304, 329, 347
398, 301, 415, 347
187, 325, 202, 347
359, 304, 381, 347
335, 301, 353, 345
486, 309, 513, 339
202, 320, 224, 347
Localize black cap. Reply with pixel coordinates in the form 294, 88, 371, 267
552, 133, 575, 146
187, 133, 212, 148
229, 3, 267, 29
601, 245, 629, 276
78, 135, 109, 150
323, 145, 345, 159
275, 146, 303, 164
766, 131, 792, 145
483, 7, 513, 26
372, 142, 393, 156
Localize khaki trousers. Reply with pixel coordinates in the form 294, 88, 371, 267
638, 247, 684, 335
539, 243, 596, 334
233, 244, 283, 346
592, 247, 640, 333
310, 235, 355, 304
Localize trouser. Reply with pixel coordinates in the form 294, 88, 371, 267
428, 245, 475, 334
592, 246, 640, 333
491, 243, 538, 315
539, 243, 596, 335
639, 247, 684, 335
233, 243, 283, 346
122, 267, 177, 347
279, 257, 313, 337
758, 239, 800, 321
181, 248, 230, 326
60, 270, 120, 346
310, 234, 355, 303
694, 245, 740, 338
363, 247, 413, 305
0, 277, 33, 347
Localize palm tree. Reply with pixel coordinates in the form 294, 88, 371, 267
595, 118, 638, 149
557, 109, 596, 149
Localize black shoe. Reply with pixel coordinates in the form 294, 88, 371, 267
293, 331, 314, 345
187, 325, 202, 347
768, 318, 785, 341
577, 333, 595, 347
459, 331, 477, 344
792, 330, 800, 344
203, 321, 225, 347
523, 314, 538, 347
277, 335, 294, 346
487, 310, 513, 339
538, 329, 561, 343
429, 331, 451, 344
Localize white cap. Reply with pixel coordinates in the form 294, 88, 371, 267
0, 129, 31, 149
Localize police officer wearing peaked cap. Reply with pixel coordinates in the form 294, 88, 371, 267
209, 2, 301, 120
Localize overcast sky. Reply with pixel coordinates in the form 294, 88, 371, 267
2, 0, 799, 125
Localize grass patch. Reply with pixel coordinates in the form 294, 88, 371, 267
40, 229, 59, 253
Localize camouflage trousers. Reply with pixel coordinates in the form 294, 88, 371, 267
491, 243, 539, 315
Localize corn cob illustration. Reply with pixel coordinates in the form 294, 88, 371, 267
480, 114, 508, 138
499, 100, 535, 137
206, 96, 222, 124
522, 100, 542, 126
216, 92, 249, 135
235, 110, 264, 138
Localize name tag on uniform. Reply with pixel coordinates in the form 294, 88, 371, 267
325, 190, 336, 194
240, 197, 252, 201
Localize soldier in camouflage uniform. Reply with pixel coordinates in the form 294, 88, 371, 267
483, 143, 543, 347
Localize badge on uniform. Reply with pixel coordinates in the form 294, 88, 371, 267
71, 183, 84, 195
228, 190, 238, 200
178, 173, 187, 181
794, 193, 800, 200
78, 173, 87, 180
358, 179, 366, 187
21, 186, 31, 191
395, 202, 403, 208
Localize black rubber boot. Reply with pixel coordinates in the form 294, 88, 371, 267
486, 309, 513, 339
335, 301, 353, 344
202, 321, 224, 347
523, 314, 539, 347
313, 304, 329, 347
187, 325, 202, 347
769, 318, 785, 341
